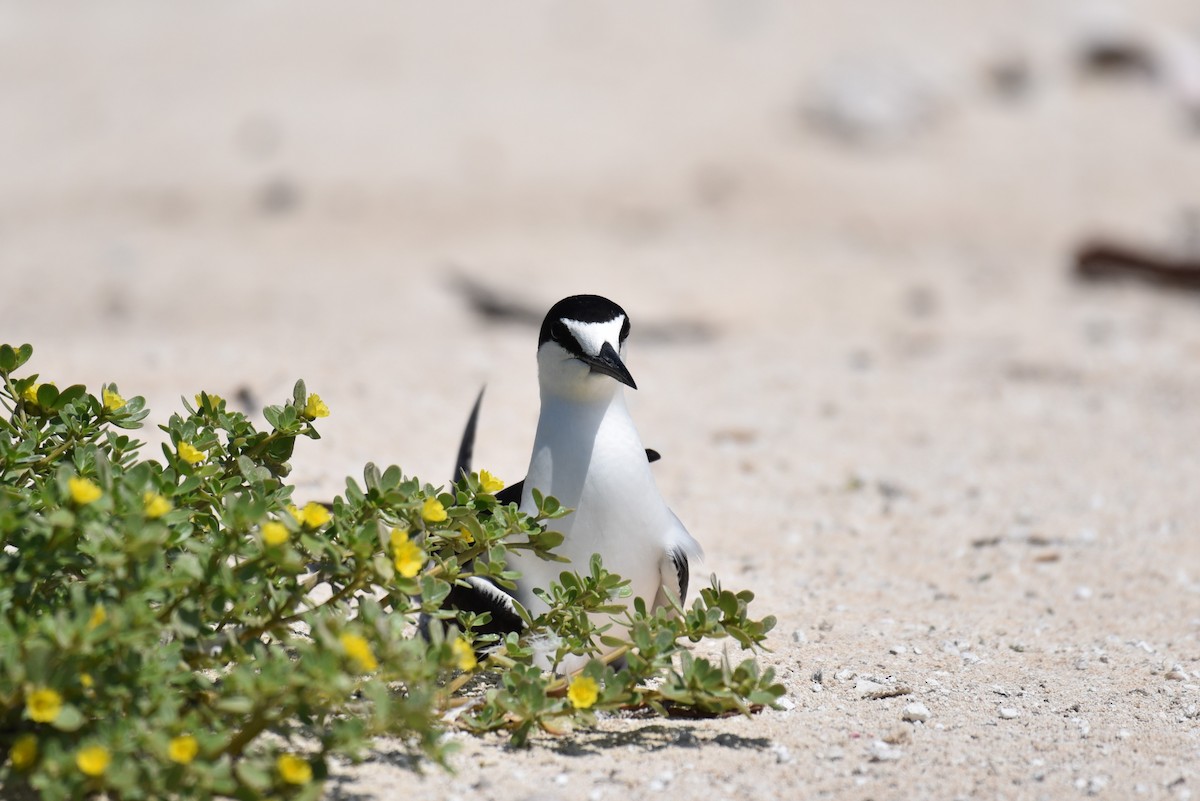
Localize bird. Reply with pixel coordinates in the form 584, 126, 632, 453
441, 294, 703, 672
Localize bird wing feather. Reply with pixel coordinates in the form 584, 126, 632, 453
653, 511, 703, 611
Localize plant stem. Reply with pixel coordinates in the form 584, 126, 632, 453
223, 710, 275, 757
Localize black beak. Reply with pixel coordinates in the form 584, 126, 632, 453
583, 342, 637, 389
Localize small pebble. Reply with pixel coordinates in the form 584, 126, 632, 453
647, 773, 675, 793
855, 679, 885, 696
792, 629, 808, 644
1165, 666, 1188, 681
869, 739, 903, 762
902, 702, 931, 723
999, 707, 1020, 720
890, 644, 908, 655
801, 56, 942, 149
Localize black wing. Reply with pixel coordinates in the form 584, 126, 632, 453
669, 546, 690, 603
652, 546, 691, 612
495, 480, 524, 506
419, 576, 524, 649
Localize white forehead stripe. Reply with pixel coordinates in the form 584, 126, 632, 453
562, 316, 625, 357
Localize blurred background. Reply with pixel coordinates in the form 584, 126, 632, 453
2, 0, 1199, 499
7, 5, 1200, 794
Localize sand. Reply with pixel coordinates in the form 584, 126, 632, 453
3, 3, 1200, 799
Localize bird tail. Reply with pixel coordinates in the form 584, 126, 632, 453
451, 386, 486, 485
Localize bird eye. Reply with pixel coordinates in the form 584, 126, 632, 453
619, 317, 631, 343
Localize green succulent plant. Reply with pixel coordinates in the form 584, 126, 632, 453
0, 343, 782, 800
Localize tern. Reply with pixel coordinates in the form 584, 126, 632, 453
442, 294, 703, 672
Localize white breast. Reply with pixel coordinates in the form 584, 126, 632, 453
510, 393, 672, 618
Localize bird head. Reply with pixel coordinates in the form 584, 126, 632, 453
537, 295, 636, 400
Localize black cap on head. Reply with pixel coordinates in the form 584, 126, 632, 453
538, 295, 631, 350
538, 295, 636, 389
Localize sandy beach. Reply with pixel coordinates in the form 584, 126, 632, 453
3, 3, 1200, 798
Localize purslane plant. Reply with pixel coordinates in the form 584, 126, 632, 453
0, 343, 782, 800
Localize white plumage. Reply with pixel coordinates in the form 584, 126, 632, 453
440, 295, 702, 673
504, 296, 702, 671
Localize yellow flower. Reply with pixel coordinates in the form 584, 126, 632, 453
177, 441, 206, 465
276, 753, 312, 785
303, 393, 330, 419
80, 673, 94, 689
292, 501, 330, 529
143, 491, 172, 519
194, 392, 224, 408
339, 632, 378, 673
567, 675, 599, 709
478, 469, 505, 494
27, 688, 62, 723
451, 638, 477, 672
69, 476, 102, 505
22, 382, 53, 406
167, 734, 199, 765
87, 604, 107, 630
76, 745, 110, 777
10, 734, 37, 771
458, 526, 475, 545
389, 528, 424, 579
421, 497, 447, 524
261, 521, 289, 547
102, 386, 126, 412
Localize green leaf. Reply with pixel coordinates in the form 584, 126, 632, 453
173, 553, 204, 580
263, 405, 283, 429
266, 436, 295, 463
363, 462, 382, 491
380, 465, 401, 491
52, 704, 85, 732
36, 383, 59, 408
52, 384, 88, 411
215, 696, 255, 714
0, 343, 33, 372
237, 455, 272, 484
234, 759, 273, 792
